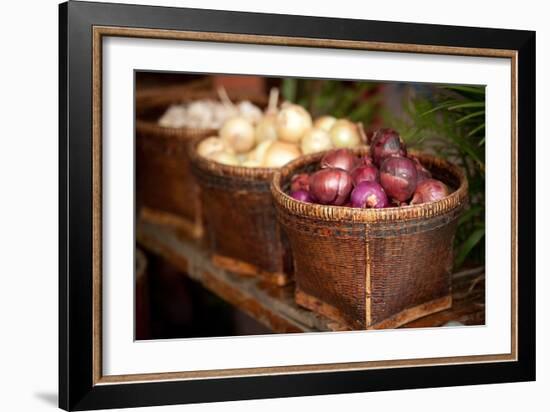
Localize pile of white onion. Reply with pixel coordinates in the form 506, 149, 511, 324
197, 88, 365, 168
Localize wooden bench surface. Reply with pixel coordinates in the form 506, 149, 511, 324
137, 220, 485, 333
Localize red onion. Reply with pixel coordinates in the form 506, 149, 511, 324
320, 148, 358, 172
370, 128, 406, 165
360, 155, 375, 166
350, 165, 379, 186
380, 156, 418, 202
409, 155, 432, 183
309, 168, 353, 205
290, 173, 310, 192
364, 129, 376, 145
410, 179, 449, 205
290, 190, 313, 203
350, 181, 388, 208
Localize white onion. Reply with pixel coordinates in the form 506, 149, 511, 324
197, 136, 228, 158
276, 103, 312, 143
241, 159, 263, 168
209, 151, 240, 166
247, 140, 273, 164
220, 116, 256, 153
266, 88, 280, 116
255, 115, 278, 144
238, 101, 263, 124
329, 119, 361, 148
301, 128, 333, 155
263, 141, 301, 168
313, 115, 337, 132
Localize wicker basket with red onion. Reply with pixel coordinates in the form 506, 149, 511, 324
288, 129, 449, 208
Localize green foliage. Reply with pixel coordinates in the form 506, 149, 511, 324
280, 78, 379, 125
387, 84, 486, 269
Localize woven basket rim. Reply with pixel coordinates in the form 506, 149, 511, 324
136, 118, 218, 140
189, 136, 279, 180
271, 149, 468, 223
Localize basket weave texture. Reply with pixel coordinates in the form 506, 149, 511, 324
189, 137, 292, 285
271, 150, 468, 329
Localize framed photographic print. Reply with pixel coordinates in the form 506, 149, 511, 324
59, 1, 536, 410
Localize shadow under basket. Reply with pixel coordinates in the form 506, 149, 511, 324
189, 138, 293, 287
272, 150, 468, 330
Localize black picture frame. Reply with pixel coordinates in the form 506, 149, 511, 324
59, 1, 536, 410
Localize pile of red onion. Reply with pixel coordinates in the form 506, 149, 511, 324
288, 129, 450, 209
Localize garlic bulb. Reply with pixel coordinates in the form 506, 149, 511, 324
301, 128, 333, 155
276, 103, 312, 143
220, 116, 256, 153
158, 106, 188, 128
158, 99, 238, 129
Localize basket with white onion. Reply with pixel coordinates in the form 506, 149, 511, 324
136, 84, 266, 239
191, 88, 368, 286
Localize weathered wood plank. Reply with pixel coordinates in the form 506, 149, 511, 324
137, 221, 336, 332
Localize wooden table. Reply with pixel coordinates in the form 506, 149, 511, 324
137, 220, 485, 333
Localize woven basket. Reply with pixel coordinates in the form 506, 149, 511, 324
189, 138, 293, 286
271, 150, 468, 329
136, 86, 265, 239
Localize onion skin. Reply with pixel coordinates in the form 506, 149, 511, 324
350, 181, 388, 208
301, 128, 333, 155
247, 140, 273, 164
329, 119, 361, 148
351, 165, 379, 186
409, 155, 432, 183
380, 156, 418, 202
410, 179, 449, 205
263, 141, 301, 168
290, 173, 310, 192
370, 128, 406, 165
359, 155, 375, 166
255, 115, 278, 144
290, 190, 313, 203
276, 104, 312, 143
220, 116, 256, 153
241, 159, 262, 168
320, 148, 358, 172
209, 151, 240, 166
197, 136, 228, 159
309, 168, 353, 206
314, 115, 337, 132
